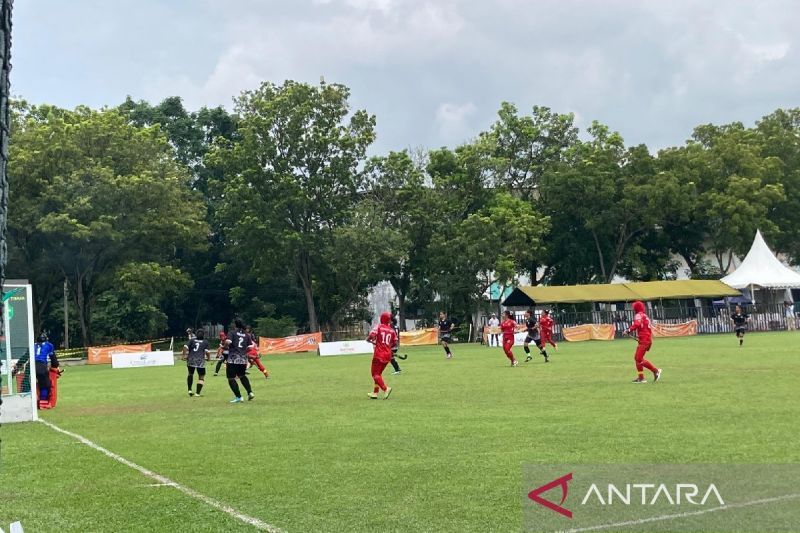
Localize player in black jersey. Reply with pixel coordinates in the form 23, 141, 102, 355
523, 309, 549, 363
224, 319, 256, 402
389, 316, 407, 374
182, 329, 210, 396
438, 312, 454, 359
730, 305, 749, 347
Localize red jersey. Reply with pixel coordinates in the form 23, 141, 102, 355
628, 312, 652, 344
500, 319, 517, 339
247, 344, 258, 357
368, 323, 398, 363
539, 315, 554, 332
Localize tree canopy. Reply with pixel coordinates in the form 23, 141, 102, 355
7, 83, 800, 345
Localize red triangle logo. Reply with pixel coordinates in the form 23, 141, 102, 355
528, 472, 573, 518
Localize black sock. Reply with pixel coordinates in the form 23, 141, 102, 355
240, 375, 252, 394
215, 360, 223, 373
196, 382, 204, 395
187, 374, 193, 391
228, 379, 241, 397
524, 346, 530, 355
444, 346, 451, 355
541, 349, 548, 357
390, 358, 400, 372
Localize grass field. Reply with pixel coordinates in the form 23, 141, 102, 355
1, 332, 799, 532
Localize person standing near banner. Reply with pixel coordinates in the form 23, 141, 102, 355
487, 313, 500, 347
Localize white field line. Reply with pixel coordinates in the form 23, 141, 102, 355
561, 492, 800, 533
39, 419, 283, 532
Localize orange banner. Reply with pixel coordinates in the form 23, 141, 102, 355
399, 328, 438, 346
259, 332, 322, 355
87, 343, 152, 365
562, 324, 616, 342
652, 320, 698, 337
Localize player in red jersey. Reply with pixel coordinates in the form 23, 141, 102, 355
538, 309, 558, 351
366, 311, 398, 399
625, 300, 662, 384
500, 310, 519, 367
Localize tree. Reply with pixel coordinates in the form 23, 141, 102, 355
482, 102, 578, 196
689, 122, 785, 272
212, 80, 376, 332
448, 192, 549, 320
8, 104, 208, 345
365, 150, 435, 329
541, 124, 685, 283
92, 262, 193, 341
755, 108, 800, 263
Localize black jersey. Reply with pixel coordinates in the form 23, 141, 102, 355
228, 331, 253, 364
186, 339, 209, 368
731, 313, 748, 328
439, 319, 453, 334
525, 318, 539, 338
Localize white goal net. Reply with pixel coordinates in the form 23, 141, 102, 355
1, 283, 37, 423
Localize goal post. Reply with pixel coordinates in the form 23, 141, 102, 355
1, 283, 37, 423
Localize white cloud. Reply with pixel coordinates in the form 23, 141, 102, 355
13, 0, 800, 154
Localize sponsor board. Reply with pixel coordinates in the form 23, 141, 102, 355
318, 340, 373, 357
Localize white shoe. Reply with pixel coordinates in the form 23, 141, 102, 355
384, 387, 393, 399
654, 369, 662, 382
512, 360, 519, 367
392, 370, 402, 375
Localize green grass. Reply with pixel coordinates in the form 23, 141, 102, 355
1, 332, 799, 532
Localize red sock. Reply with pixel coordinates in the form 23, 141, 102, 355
373, 385, 379, 394
638, 372, 644, 380
373, 374, 387, 392
250, 357, 266, 372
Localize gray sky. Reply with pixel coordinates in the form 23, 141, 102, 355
13, 0, 800, 154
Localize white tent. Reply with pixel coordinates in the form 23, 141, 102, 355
721, 230, 800, 293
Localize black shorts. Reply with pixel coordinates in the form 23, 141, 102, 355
440, 334, 452, 343
226, 363, 247, 379
735, 327, 746, 336
35, 361, 49, 390
525, 336, 543, 348
188, 366, 206, 377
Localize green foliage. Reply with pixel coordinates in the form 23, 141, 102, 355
91, 262, 193, 342
8, 87, 800, 343
7, 103, 208, 345
253, 315, 297, 338
212, 80, 376, 332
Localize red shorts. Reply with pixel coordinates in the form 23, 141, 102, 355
634, 342, 652, 361
371, 358, 389, 376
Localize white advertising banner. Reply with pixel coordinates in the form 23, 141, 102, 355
111, 350, 175, 369
318, 340, 374, 357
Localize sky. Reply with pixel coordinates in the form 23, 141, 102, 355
12, 0, 800, 154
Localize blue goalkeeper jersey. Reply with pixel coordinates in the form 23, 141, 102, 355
35, 341, 56, 364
